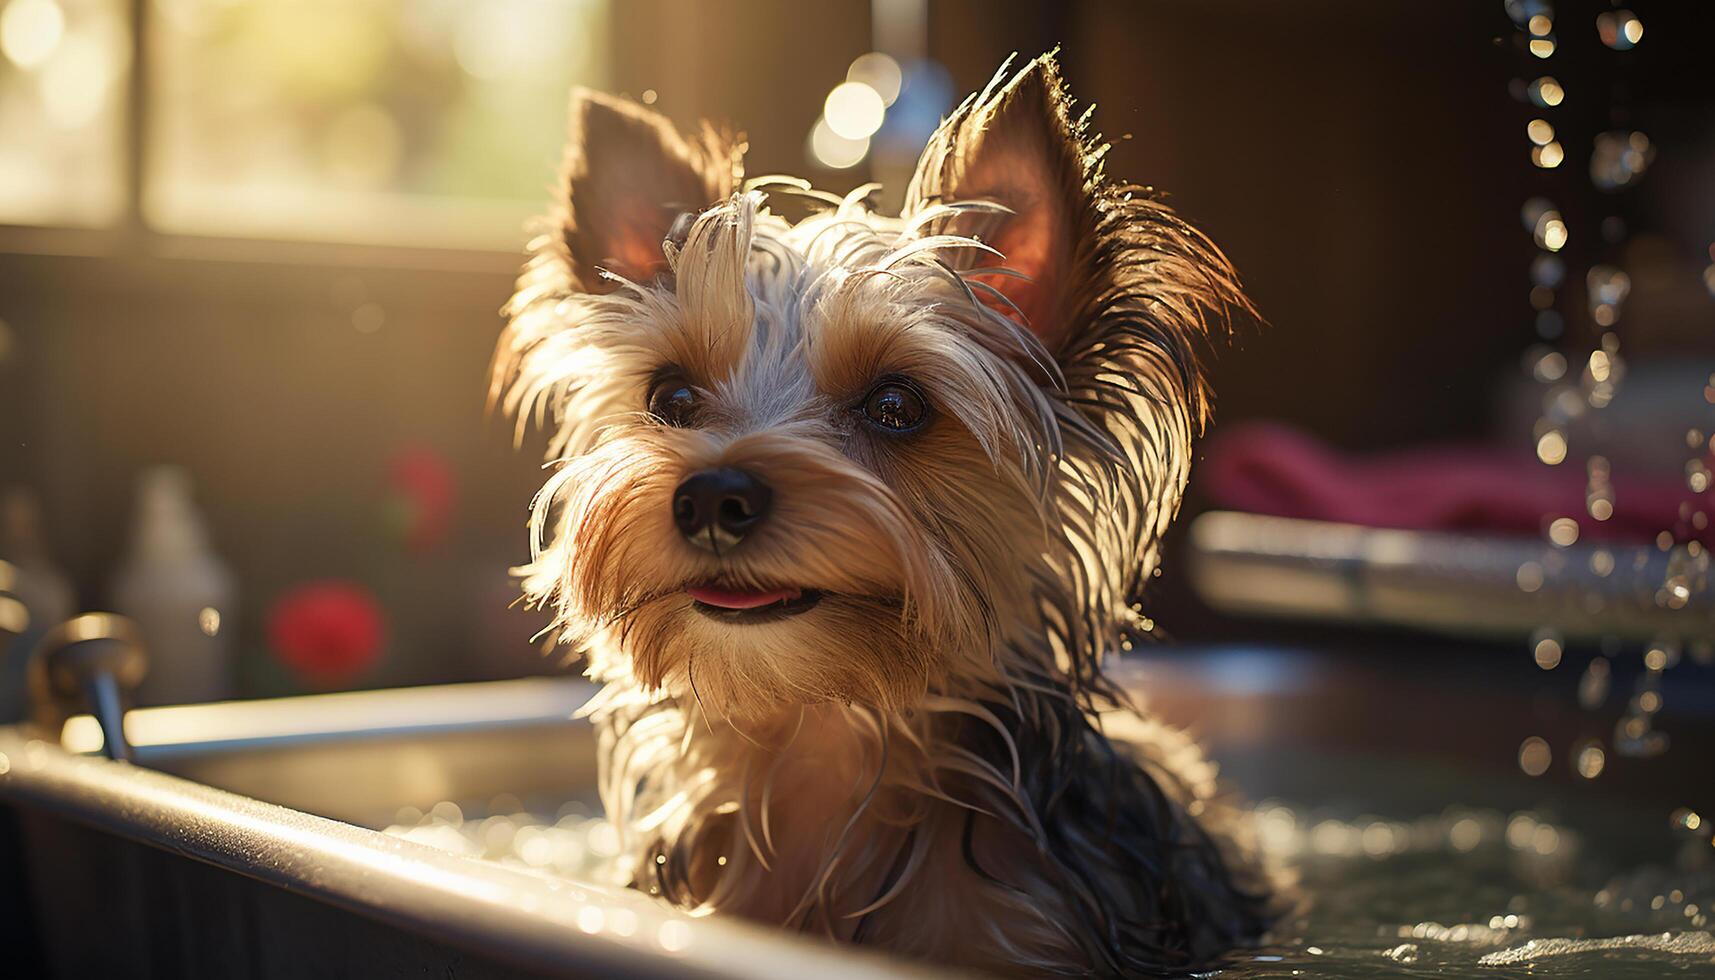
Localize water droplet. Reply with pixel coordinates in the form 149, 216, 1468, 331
1535, 429, 1567, 465
1518, 736, 1552, 776
1504, 0, 1552, 29
1579, 656, 1611, 709
1531, 627, 1564, 668
1527, 76, 1565, 107
1596, 9, 1643, 50
1687, 459, 1711, 494
1591, 131, 1654, 191
1530, 254, 1565, 288
1516, 560, 1546, 592
1586, 265, 1632, 323
1538, 213, 1567, 250
1529, 348, 1567, 381
1574, 740, 1606, 778
1587, 348, 1613, 383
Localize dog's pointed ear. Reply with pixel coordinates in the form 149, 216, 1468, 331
904, 53, 1097, 353
557, 90, 742, 291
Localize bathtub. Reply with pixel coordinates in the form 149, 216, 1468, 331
3, 644, 1711, 977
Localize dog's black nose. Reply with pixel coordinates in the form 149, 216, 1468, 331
673, 468, 771, 553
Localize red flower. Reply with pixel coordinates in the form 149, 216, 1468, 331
267, 581, 386, 687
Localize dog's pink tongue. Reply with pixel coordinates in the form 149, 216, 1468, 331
686, 585, 801, 609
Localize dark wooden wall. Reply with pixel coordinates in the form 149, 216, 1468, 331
3, 1, 1712, 688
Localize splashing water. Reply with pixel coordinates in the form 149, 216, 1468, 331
1479, 932, 1715, 967
377, 785, 1715, 978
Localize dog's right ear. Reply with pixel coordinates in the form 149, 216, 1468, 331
556, 90, 742, 292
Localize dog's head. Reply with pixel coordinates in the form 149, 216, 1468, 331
494, 54, 1249, 720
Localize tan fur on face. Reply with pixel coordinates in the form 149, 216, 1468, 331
510, 189, 1056, 721
496, 54, 1282, 977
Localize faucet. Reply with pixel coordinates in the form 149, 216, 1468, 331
29, 613, 148, 762
0, 559, 27, 647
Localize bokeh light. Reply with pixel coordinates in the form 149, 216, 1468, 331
1590, 130, 1654, 191
1596, 9, 1643, 50
847, 51, 902, 106
0, 0, 64, 69
809, 116, 868, 169
1527, 76, 1564, 107
1531, 627, 1564, 668
823, 80, 886, 140
1518, 736, 1551, 776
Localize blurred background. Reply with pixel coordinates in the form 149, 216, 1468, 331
2, 1, 1714, 799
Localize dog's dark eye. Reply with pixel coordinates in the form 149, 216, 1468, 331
860, 378, 929, 433
648, 374, 699, 427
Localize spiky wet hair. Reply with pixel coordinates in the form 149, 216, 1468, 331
493, 52, 1275, 975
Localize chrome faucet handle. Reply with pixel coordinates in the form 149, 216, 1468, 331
29, 613, 149, 762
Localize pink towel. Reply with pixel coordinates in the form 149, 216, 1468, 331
1198, 423, 1710, 545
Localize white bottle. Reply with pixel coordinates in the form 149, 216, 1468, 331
1, 488, 76, 721
112, 467, 236, 706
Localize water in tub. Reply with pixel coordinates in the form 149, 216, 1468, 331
379, 772, 1715, 977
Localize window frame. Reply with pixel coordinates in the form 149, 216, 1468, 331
0, 0, 548, 277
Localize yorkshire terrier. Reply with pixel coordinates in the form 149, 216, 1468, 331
492, 52, 1277, 976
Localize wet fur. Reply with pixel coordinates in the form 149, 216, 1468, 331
494, 53, 1280, 975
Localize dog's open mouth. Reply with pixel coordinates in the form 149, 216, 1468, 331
686, 584, 823, 623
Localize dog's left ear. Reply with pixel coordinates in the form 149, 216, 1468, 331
556, 90, 743, 291
904, 53, 1098, 354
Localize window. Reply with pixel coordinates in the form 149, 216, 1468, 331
1, 0, 610, 249
0, 0, 128, 226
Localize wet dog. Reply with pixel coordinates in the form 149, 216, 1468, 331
493, 51, 1276, 975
